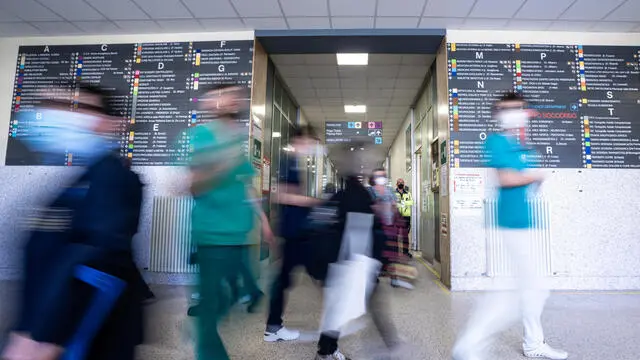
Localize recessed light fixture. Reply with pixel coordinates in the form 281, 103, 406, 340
337, 53, 368, 66
345, 105, 366, 113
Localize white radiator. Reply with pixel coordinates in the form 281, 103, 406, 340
484, 197, 553, 277
149, 196, 197, 273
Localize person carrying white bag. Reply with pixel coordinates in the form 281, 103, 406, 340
314, 175, 407, 360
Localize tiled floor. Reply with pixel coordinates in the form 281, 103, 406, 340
2, 262, 640, 359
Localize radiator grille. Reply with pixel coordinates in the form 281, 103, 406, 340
149, 196, 197, 273
484, 197, 553, 277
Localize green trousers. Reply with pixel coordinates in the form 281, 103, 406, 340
196, 245, 259, 360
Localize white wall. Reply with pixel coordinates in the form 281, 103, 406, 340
388, 111, 412, 186
445, 30, 640, 291
0, 31, 254, 281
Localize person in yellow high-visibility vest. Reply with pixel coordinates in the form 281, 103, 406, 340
395, 179, 413, 258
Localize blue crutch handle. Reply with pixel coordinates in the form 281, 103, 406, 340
61, 265, 126, 360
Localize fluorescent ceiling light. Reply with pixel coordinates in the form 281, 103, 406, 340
345, 105, 366, 113
337, 53, 368, 65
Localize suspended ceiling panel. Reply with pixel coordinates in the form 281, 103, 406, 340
271, 53, 435, 152
0, 0, 638, 36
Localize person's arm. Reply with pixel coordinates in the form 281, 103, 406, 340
189, 159, 238, 196
246, 187, 275, 245
496, 169, 543, 188
275, 188, 321, 207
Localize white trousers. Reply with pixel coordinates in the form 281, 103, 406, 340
454, 228, 550, 357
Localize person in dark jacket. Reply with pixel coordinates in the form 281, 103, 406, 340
2, 84, 146, 360
315, 144, 405, 360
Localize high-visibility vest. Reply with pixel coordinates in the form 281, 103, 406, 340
395, 190, 413, 217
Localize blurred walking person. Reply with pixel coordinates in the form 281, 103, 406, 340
264, 127, 321, 342
2, 83, 146, 360
452, 92, 568, 360
394, 179, 412, 258
189, 84, 273, 360
369, 169, 414, 290
315, 146, 405, 360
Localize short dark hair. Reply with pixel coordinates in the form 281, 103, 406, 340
498, 91, 526, 103
324, 183, 336, 194
77, 82, 119, 116
204, 83, 248, 95
292, 125, 318, 140
493, 91, 527, 115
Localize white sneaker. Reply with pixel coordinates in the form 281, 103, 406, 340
264, 327, 300, 342
524, 343, 569, 359
391, 279, 414, 290
315, 350, 350, 360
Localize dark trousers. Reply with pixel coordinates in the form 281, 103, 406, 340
266, 239, 311, 327
317, 280, 400, 355
402, 216, 411, 255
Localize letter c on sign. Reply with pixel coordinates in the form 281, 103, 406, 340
101, 44, 108, 51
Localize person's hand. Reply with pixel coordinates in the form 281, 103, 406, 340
262, 222, 276, 247
1, 333, 63, 360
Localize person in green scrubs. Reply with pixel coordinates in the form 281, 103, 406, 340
189, 84, 273, 360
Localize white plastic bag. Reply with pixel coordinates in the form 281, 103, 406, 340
320, 254, 381, 333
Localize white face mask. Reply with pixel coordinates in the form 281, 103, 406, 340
374, 177, 388, 186
21, 109, 112, 162
497, 109, 529, 130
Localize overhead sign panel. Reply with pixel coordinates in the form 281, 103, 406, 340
325, 121, 383, 144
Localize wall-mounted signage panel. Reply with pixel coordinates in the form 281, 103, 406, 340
6, 40, 254, 166
448, 42, 640, 169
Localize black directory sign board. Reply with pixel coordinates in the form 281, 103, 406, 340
325, 121, 383, 145
447, 42, 640, 169
6, 40, 254, 166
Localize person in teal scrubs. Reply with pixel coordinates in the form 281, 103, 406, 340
453, 92, 568, 360
189, 84, 273, 360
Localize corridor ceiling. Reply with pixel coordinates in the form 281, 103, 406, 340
271, 53, 435, 149
0, 0, 639, 37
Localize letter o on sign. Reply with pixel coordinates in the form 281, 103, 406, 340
479, 132, 487, 141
